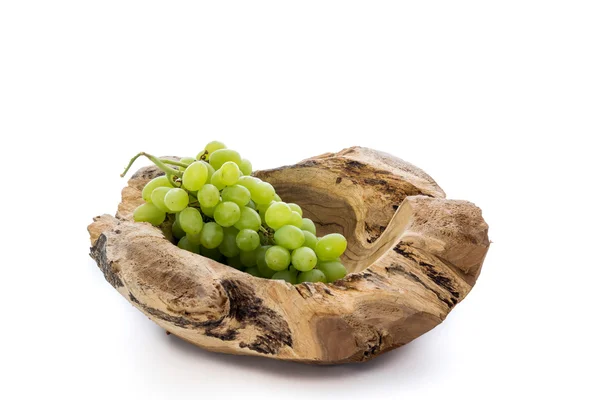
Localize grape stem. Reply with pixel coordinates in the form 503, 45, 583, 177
259, 225, 275, 245
166, 173, 181, 187
120, 152, 183, 178
159, 158, 191, 168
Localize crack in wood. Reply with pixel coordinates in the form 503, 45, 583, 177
388, 244, 459, 308
385, 263, 456, 308
362, 329, 384, 359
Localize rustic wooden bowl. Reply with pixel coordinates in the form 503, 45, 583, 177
88, 147, 489, 364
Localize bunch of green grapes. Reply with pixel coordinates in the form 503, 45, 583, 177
123, 141, 348, 284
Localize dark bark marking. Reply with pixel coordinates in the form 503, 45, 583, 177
335, 177, 342, 184
364, 178, 388, 185
418, 261, 461, 300
385, 263, 455, 308
204, 328, 238, 341
296, 160, 318, 168
331, 271, 372, 291
90, 234, 124, 288
340, 273, 365, 283
221, 279, 293, 354
393, 244, 413, 259
395, 245, 459, 297
293, 283, 310, 299
362, 330, 383, 359
129, 293, 224, 329
364, 222, 386, 243
366, 270, 386, 281
345, 160, 366, 169
388, 244, 459, 308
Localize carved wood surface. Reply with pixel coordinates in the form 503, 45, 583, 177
88, 147, 489, 363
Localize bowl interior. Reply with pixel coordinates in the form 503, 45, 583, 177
267, 180, 412, 274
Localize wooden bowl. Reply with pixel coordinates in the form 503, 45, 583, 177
88, 147, 489, 364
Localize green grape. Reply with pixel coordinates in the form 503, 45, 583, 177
291, 246, 318, 271
221, 185, 251, 207
172, 219, 185, 239
198, 141, 227, 160
265, 246, 291, 271
289, 265, 298, 275
250, 181, 275, 205
233, 207, 261, 231
256, 200, 274, 215
209, 149, 242, 169
297, 269, 327, 283
288, 211, 303, 228
177, 236, 200, 253
219, 227, 240, 258
272, 270, 297, 284
179, 207, 204, 235
258, 263, 277, 278
164, 188, 189, 212
181, 157, 195, 165
199, 222, 224, 249
237, 176, 260, 192
199, 245, 223, 261
245, 267, 260, 277
288, 203, 302, 216
186, 232, 203, 245
302, 230, 318, 250
214, 201, 241, 227
201, 204, 216, 217
315, 233, 347, 261
256, 245, 271, 266
210, 169, 226, 190
301, 218, 317, 235
236, 229, 260, 251
206, 141, 227, 152
227, 255, 244, 270
274, 225, 305, 250
142, 175, 173, 203
182, 161, 208, 191
246, 199, 257, 210
240, 249, 257, 267
202, 161, 215, 182
179, 157, 196, 171
256, 246, 276, 278
133, 203, 166, 226
198, 184, 220, 208
220, 161, 241, 186
317, 261, 347, 283
150, 186, 171, 212
265, 202, 291, 230
240, 159, 252, 175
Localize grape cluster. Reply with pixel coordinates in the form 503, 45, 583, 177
124, 141, 348, 284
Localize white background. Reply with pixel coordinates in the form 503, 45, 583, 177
1, 1, 599, 399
